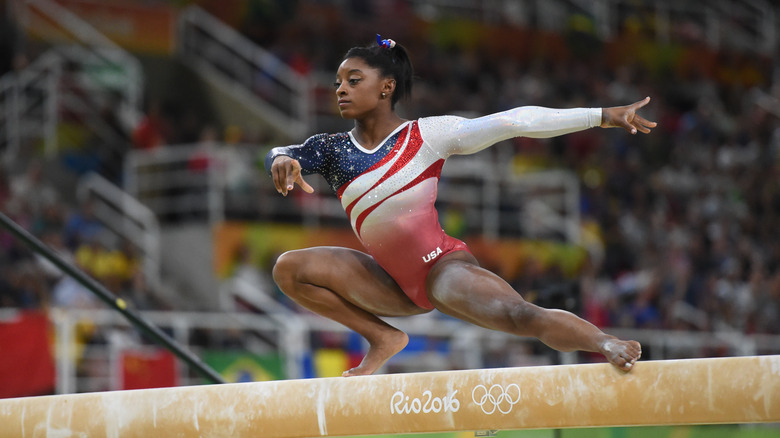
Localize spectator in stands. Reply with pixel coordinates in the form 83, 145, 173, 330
35, 230, 73, 287
51, 267, 102, 310
4, 261, 49, 309
10, 160, 59, 218
63, 198, 104, 250
132, 100, 170, 151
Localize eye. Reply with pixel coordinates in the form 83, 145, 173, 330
332, 81, 341, 89
348, 78, 361, 85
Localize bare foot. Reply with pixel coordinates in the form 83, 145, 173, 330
342, 330, 409, 377
599, 337, 642, 371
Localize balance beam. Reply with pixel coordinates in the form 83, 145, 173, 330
1, 355, 778, 437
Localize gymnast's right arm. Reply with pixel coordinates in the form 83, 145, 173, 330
264, 134, 327, 196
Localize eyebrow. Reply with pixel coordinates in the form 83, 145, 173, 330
336, 69, 363, 79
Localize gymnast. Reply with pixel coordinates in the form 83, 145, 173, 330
266, 35, 653, 376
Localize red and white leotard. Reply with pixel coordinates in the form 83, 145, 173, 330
266, 106, 602, 309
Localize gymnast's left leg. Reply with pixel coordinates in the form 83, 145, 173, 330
426, 251, 641, 370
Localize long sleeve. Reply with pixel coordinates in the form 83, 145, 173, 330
264, 133, 329, 176
419, 106, 602, 158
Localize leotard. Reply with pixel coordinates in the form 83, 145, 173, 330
265, 106, 602, 309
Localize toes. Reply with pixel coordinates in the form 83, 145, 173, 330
620, 351, 639, 364
617, 351, 638, 371
620, 357, 637, 371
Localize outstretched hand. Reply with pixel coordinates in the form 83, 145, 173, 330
271, 156, 314, 196
601, 97, 657, 134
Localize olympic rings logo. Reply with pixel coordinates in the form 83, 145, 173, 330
471, 383, 521, 415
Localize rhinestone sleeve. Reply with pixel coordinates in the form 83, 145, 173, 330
419, 106, 602, 157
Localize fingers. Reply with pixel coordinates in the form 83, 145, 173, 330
271, 157, 314, 196
623, 116, 639, 135
631, 96, 651, 109
289, 164, 315, 194
634, 97, 655, 133
633, 114, 656, 128
297, 175, 315, 193
271, 156, 296, 196
272, 161, 286, 194
628, 112, 657, 134
285, 168, 297, 194
632, 115, 656, 134
623, 97, 656, 135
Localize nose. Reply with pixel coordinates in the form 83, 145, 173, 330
335, 82, 347, 96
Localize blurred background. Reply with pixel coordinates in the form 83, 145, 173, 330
1, 0, 779, 435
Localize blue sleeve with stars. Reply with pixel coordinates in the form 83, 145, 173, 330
264, 133, 329, 176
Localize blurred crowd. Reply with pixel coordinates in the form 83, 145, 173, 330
1, 0, 779, 366
0, 161, 163, 313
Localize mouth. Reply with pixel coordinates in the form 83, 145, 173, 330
338, 99, 350, 107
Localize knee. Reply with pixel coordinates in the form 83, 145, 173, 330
272, 249, 306, 287
273, 248, 334, 288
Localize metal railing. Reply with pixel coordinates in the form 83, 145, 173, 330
76, 172, 162, 293
15, 0, 143, 112
177, 6, 313, 140
3, 0, 143, 176
124, 143, 230, 224
0, 51, 59, 165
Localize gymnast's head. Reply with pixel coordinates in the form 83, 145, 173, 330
335, 35, 414, 116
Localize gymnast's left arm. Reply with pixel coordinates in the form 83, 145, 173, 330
422, 97, 656, 157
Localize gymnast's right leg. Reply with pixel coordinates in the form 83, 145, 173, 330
272, 246, 430, 376
424, 251, 641, 370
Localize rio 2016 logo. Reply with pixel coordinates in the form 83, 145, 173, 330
390, 390, 460, 414
471, 383, 522, 414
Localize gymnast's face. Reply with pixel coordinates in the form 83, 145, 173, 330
334, 57, 392, 119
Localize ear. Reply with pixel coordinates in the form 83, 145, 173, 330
381, 78, 396, 97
